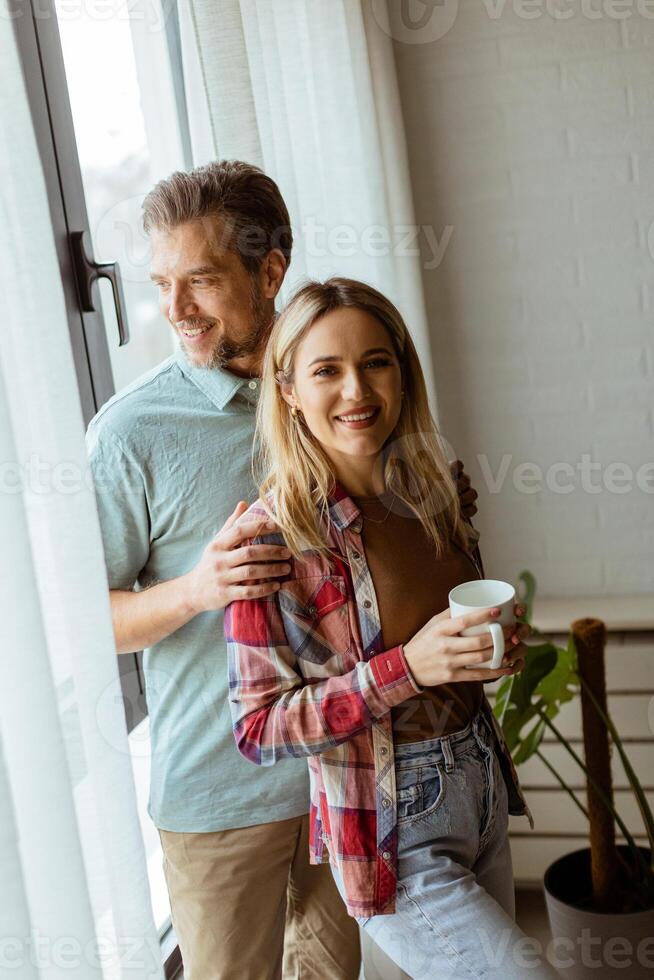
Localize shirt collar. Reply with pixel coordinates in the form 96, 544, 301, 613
327, 481, 363, 533
174, 344, 260, 409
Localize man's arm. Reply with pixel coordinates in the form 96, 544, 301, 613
110, 502, 293, 654
110, 579, 197, 655
87, 427, 292, 654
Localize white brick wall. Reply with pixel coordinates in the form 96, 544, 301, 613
392, 0, 654, 596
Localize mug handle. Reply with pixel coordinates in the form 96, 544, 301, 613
486, 622, 505, 670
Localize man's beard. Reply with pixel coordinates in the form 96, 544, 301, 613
177, 280, 270, 371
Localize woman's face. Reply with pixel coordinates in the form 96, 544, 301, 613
285, 306, 404, 475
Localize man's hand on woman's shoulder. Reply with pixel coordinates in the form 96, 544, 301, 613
183, 500, 291, 614
450, 458, 478, 520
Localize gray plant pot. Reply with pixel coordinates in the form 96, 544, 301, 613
543, 846, 654, 980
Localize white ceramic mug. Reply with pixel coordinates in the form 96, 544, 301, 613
448, 579, 516, 670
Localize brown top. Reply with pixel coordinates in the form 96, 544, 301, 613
352, 491, 483, 743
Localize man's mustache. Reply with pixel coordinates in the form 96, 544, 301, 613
175, 317, 217, 331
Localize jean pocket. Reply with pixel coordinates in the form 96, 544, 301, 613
396, 762, 445, 822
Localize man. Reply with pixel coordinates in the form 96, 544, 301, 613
87, 160, 479, 980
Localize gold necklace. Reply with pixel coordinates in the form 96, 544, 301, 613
358, 491, 398, 525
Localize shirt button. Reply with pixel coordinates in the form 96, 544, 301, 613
352, 551, 361, 560
380, 746, 388, 756
308, 605, 317, 617
382, 850, 391, 861
248, 380, 257, 389
363, 599, 372, 609
382, 798, 391, 808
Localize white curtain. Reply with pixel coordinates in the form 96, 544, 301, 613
0, 9, 163, 979
179, 0, 437, 404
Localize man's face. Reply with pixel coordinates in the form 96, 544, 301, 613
149, 218, 273, 372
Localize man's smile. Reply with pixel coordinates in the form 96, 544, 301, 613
177, 321, 215, 342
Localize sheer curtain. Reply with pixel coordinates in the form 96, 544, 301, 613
0, 10, 163, 979
179, 0, 437, 403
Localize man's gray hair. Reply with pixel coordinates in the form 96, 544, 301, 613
142, 159, 293, 274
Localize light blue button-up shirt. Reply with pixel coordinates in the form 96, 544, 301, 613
86, 346, 310, 831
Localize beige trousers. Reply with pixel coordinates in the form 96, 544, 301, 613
159, 813, 361, 980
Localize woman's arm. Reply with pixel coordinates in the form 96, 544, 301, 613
224, 593, 420, 765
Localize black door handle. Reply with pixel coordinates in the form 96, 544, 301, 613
70, 230, 130, 346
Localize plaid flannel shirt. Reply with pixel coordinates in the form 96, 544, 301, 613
225, 483, 534, 917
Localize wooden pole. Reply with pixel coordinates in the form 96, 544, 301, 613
571, 616, 621, 911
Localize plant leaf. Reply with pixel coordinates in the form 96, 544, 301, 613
512, 643, 558, 713
536, 641, 579, 710
502, 704, 540, 751
492, 642, 557, 750
494, 675, 514, 724
513, 718, 546, 765
516, 570, 536, 625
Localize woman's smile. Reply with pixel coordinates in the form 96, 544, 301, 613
333, 405, 381, 429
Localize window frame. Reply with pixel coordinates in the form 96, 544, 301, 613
10, 0, 161, 733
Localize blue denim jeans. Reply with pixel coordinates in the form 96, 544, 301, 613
331, 709, 559, 979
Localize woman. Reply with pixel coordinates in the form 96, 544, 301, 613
225, 278, 558, 979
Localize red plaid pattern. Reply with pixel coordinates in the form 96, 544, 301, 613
225, 484, 533, 917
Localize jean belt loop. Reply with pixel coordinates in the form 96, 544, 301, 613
480, 708, 495, 747
441, 736, 455, 773
472, 712, 490, 755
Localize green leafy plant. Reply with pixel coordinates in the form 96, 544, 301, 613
493, 571, 654, 911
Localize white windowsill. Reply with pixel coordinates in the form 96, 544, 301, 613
532, 596, 654, 634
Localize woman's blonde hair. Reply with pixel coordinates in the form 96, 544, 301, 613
254, 277, 470, 563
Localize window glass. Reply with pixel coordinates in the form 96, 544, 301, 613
55, 1, 185, 391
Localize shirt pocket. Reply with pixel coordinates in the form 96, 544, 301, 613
278, 575, 352, 664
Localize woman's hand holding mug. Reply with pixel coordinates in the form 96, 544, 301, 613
402, 589, 530, 687
449, 579, 518, 670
